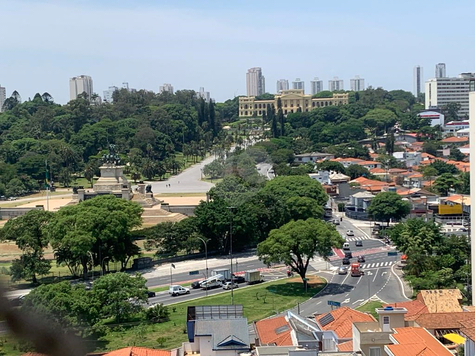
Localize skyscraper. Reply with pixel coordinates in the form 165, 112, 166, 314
159, 83, 174, 94
292, 78, 305, 91
0, 85, 6, 113
435, 63, 446, 78
103, 86, 119, 103
350, 76, 365, 91
69, 75, 93, 101
246, 67, 265, 96
413, 66, 423, 97
197, 87, 211, 103
310, 77, 323, 95
276, 79, 289, 93
328, 77, 344, 91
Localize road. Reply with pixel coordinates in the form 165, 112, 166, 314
256, 163, 275, 180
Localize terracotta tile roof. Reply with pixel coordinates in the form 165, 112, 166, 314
388, 168, 408, 174
315, 307, 375, 339
103, 347, 171, 356
337, 340, 353, 352
384, 300, 429, 321
460, 143, 470, 148
416, 289, 463, 313
369, 153, 379, 159
421, 153, 436, 159
369, 168, 386, 174
414, 312, 475, 330
356, 160, 380, 166
441, 136, 469, 143
460, 319, 475, 341
387, 327, 452, 356
254, 315, 293, 346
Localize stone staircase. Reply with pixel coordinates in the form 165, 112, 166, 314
141, 207, 187, 226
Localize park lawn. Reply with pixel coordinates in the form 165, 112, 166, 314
356, 301, 383, 320
96, 275, 326, 352
201, 177, 223, 184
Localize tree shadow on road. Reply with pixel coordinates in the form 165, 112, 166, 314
310, 282, 353, 299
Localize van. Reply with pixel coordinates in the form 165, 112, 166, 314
169, 285, 190, 296
343, 242, 350, 250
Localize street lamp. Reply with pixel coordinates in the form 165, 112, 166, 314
170, 263, 176, 286
87, 251, 94, 282
196, 237, 208, 280
228, 206, 236, 305
101, 257, 110, 276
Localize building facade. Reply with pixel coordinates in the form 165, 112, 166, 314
246, 67, 265, 96
69, 75, 93, 101
0, 85, 6, 112
350, 76, 365, 91
328, 77, 344, 91
197, 87, 211, 103
413, 65, 423, 97
103, 86, 118, 103
435, 63, 446, 78
310, 77, 323, 95
159, 83, 174, 94
425, 73, 475, 117
238, 89, 349, 117
276, 79, 289, 93
292, 78, 305, 91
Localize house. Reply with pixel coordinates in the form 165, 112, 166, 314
99, 348, 172, 356
369, 168, 389, 181
254, 312, 340, 352
402, 173, 423, 189
294, 152, 334, 164
416, 289, 463, 313
348, 192, 375, 211
392, 151, 421, 168
356, 161, 382, 170
331, 158, 365, 168
383, 300, 428, 322
456, 128, 470, 137
349, 177, 393, 193
460, 319, 475, 356
385, 327, 453, 356
182, 305, 250, 356
315, 307, 376, 343
440, 136, 469, 146
308, 171, 330, 185
443, 120, 469, 136
418, 110, 444, 127
254, 346, 355, 356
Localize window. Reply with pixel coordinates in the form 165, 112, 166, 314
369, 347, 381, 356
383, 316, 390, 325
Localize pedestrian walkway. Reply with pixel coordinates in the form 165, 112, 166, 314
344, 236, 374, 242
360, 261, 394, 269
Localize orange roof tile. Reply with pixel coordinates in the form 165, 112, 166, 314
369, 168, 386, 174
421, 153, 436, 159
315, 307, 375, 339
356, 160, 380, 166
103, 347, 171, 356
460, 319, 475, 341
414, 312, 475, 329
337, 340, 353, 352
254, 315, 293, 346
416, 289, 463, 313
441, 136, 469, 143
386, 327, 453, 356
388, 168, 408, 173
384, 300, 429, 321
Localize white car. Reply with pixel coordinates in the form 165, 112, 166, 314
169, 285, 190, 296
223, 281, 239, 290
346, 230, 354, 236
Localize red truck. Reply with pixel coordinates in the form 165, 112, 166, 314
351, 263, 364, 277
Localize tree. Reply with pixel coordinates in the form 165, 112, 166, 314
441, 102, 461, 122
203, 159, 225, 179
422, 141, 439, 156
448, 146, 465, 162
367, 192, 410, 225
433, 173, 461, 196
260, 176, 328, 206
428, 160, 459, 175
422, 166, 438, 189
346, 164, 370, 180
317, 160, 346, 173
146, 303, 170, 323
257, 218, 343, 288
0, 210, 53, 283
92, 272, 148, 323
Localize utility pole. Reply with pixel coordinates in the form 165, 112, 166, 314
228, 206, 236, 305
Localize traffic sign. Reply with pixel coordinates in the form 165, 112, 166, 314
327, 300, 341, 307
387, 251, 398, 256
189, 270, 199, 275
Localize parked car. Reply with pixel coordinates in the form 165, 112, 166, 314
169, 285, 190, 296
9, 295, 25, 307
357, 255, 366, 263
147, 290, 156, 298
344, 251, 353, 259
338, 266, 348, 275
223, 281, 239, 290
355, 240, 363, 247
346, 230, 354, 236
342, 257, 350, 265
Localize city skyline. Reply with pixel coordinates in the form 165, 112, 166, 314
1, 0, 474, 103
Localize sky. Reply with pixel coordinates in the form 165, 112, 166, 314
1, 0, 475, 104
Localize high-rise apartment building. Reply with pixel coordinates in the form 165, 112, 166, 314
413, 66, 423, 97
159, 83, 174, 94
350, 76, 365, 91
0, 85, 6, 113
310, 77, 323, 95
435, 63, 446, 78
69, 75, 93, 101
197, 87, 211, 103
103, 86, 119, 103
425, 73, 475, 117
276, 79, 289, 93
246, 67, 265, 96
328, 77, 344, 91
292, 78, 305, 91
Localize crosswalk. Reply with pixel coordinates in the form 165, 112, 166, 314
360, 261, 394, 269
344, 236, 373, 242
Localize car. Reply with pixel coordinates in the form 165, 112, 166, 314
355, 240, 363, 247
343, 242, 350, 250
346, 230, 354, 236
169, 285, 190, 296
231, 275, 245, 284
223, 281, 239, 290
8, 197, 17, 201
338, 266, 348, 275
191, 280, 205, 289
147, 290, 156, 298
357, 255, 366, 263
342, 257, 350, 265
333, 219, 340, 225
344, 251, 353, 259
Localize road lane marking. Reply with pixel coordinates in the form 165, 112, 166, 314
342, 298, 350, 304
373, 268, 379, 282
353, 299, 364, 305
356, 276, 363, 285
340, 273, 350, 285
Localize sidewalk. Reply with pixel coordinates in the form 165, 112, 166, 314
391, 262, 413, 300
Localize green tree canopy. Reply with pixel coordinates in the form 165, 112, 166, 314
346, 164, 370, 180
433, 173, 461, 196
317, 160, 346, 173
260, 176, 328, 206
367, 192, 410, 224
